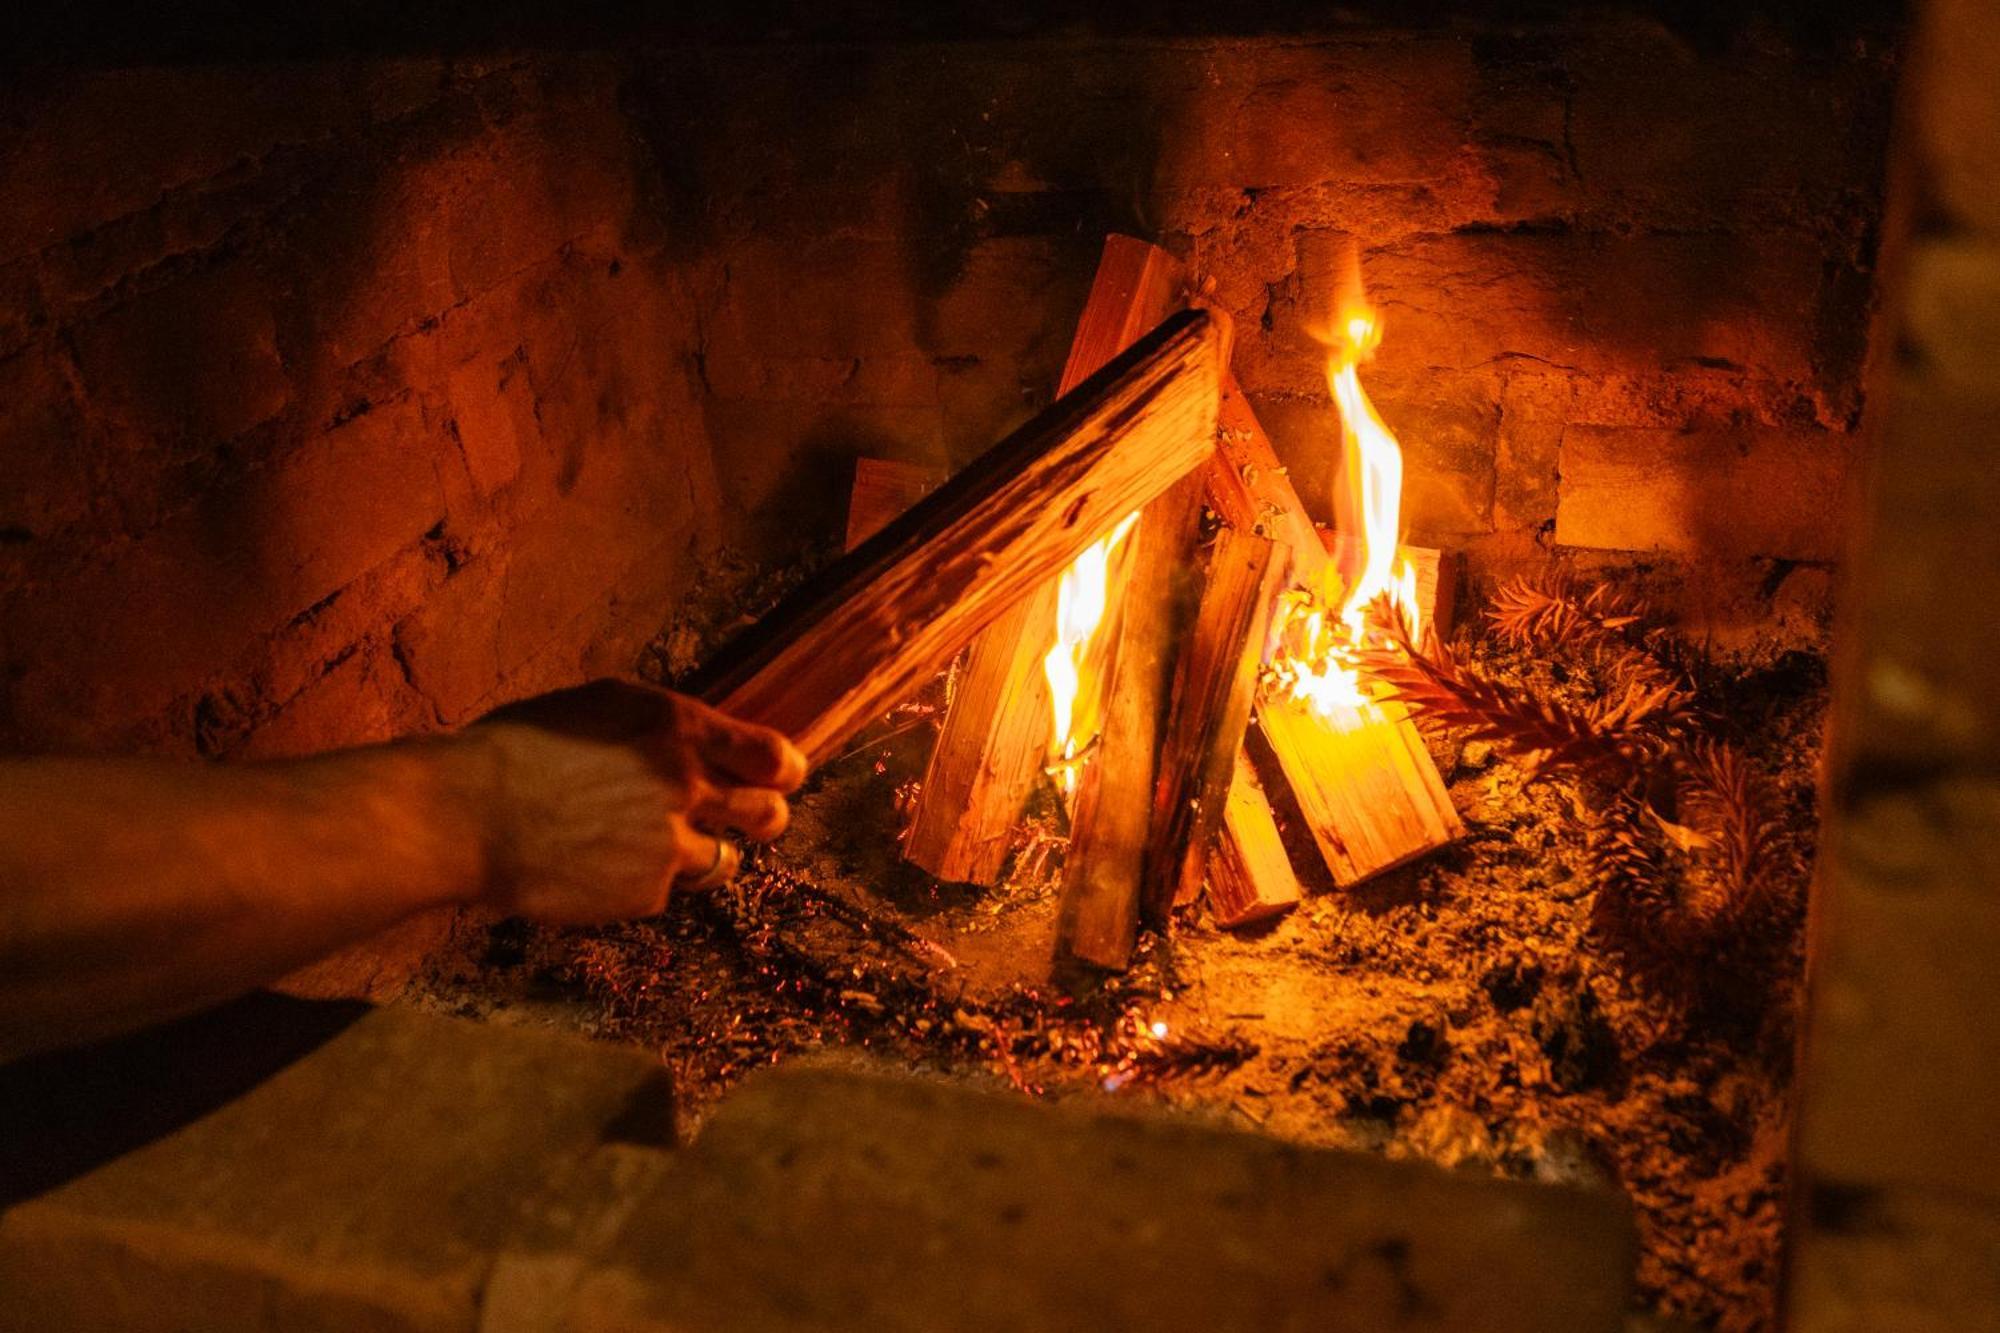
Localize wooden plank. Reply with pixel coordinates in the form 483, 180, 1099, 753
1205, 751, 1303, 927
1206, 378, 1326, 586
903, 235, 1189, 883
1054, 475, 1206, 972
690, 308, 1225, 767
900, 582, 1058, 881
1140, 526, 1285, 926
846, 458, 948, 551
1256, 692, 1463, 886
1203, 370, 1463, 886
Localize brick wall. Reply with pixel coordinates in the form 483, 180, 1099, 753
0, 21, 1894, 759
0, 57, 735, 755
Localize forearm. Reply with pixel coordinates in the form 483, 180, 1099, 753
0, 738, 494, 1060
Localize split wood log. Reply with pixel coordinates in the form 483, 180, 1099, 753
902, 235, 1188, 883
845, 458, 947, 551
1204, 750, 1303, 927
1208, 376, 1463, 886
1140, 526, 1285, 927
1257, 692, 1462, 886
690, 308, 1225, 767
898, 581, 1059, 880
1054, 475, 1206, 972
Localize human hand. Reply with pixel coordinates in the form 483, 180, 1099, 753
461, 680, 807, 924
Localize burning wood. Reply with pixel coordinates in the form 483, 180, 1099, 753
1141, 525, 1286, 925
691, 307, 1225, 765
1211, 287, 1464, 888
1054, 475, 1206, 972
903, 235, 1186, 884
801, 232, 1469, 971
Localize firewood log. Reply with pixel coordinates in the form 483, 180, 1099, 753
845, 458, 947, 551
690, 308, 1225, 768
1208, 377, 1464, 886
1205, 751, 1303, 927
1054, 475, 1206, 972
903, 235, 1188, 883
1141, 526, 1285, 925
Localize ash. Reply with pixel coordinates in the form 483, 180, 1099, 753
418, 577, 1824, 1333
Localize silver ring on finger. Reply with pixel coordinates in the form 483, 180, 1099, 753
679, 836, 737, 890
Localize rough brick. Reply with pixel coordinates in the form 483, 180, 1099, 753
234, 638, 432, 761
1153, 40, 1477, 190
0, 67, 390, 266
1789, 1182, 2000, 1333
445, 355, 528, 499
1493, 373, 1570, 531
70, 258, 291, 446
0, 346, 98, 539
2, 395, 444, 746
394, 457, 705, 724
571, 1064, 1635, 1332
1798, 779, 2000, 1202
0, 1000, 673, 1332
1555, 425, 1852, 562
1566, 22, 1890, 227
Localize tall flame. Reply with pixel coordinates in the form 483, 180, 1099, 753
1043, 511, 1141, 796
1276, 248, 1422, 714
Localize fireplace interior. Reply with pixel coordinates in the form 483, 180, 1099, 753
9, 2, 1995, 1330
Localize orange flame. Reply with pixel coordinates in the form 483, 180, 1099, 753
1044, 511, 1141, 796
1275, 249, 1422, 713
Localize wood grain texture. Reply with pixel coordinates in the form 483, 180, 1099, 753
903, 235, 1189, 883
1055, 475, 1206, 972
845, 458, 948, 552
1256, 693, 1464, 887
1205, 750, 1303, 927
691, 308, 1224, 767
1204, 361, 1463, 887
899, 582, 1059, 882
1141, 526, 1285, 926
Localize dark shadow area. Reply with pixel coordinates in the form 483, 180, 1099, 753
0, 992, 370, 1207
1, 0, 1908, 67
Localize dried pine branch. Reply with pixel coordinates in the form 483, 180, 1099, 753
1679, 741, 1802, 939
1489, 569, 1651, 649
1360, 602, 1672, 783
1584, 743, 1803, 1013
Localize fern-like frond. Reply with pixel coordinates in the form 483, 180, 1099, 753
1489, 569, 1651, 649
1360, 612, 1663, 783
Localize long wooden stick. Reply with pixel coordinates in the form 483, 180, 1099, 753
902, 236, 1189, 882
1054, 475, 1206, 971
690, 309, 1224, 766
1141, 526, 1285, 926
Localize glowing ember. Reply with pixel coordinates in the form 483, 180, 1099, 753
1272, 249, 1423, 713
1043, 511, 1141, 796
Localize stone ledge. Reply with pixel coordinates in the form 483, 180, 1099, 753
2, 1010, 1635, 1332
0, 997, 673, 1332
571, 1064, 1636, 1333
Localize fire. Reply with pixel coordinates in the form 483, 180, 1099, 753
1274, 250, 1422, 713
1044, 511, 1141, 796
